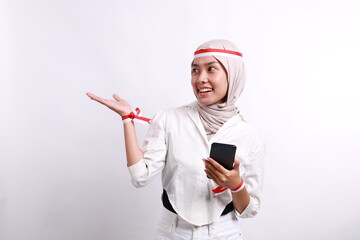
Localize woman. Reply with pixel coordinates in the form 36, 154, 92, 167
87, 39, 265, 239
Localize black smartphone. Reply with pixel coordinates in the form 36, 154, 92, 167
210, 142, 237, 170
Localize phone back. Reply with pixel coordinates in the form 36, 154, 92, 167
210, 142, 237, 170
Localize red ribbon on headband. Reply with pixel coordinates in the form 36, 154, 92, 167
194, 48, 243, 57
122, 108, 151, 125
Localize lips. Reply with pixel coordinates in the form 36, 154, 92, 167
198, 88, 213, 93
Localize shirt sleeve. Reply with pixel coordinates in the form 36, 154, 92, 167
127, 111, 167, 188
235, 139, 266, 218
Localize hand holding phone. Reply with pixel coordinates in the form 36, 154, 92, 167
209, 142, 237, 170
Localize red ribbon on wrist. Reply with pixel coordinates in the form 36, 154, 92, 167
122, 108, 151, 125
212, 178, 244, 196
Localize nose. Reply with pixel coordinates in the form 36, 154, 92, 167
198, 71, 208, 83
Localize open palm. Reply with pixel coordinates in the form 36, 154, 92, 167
86, 92, 132, 117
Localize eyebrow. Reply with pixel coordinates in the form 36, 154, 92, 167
191, 61, 220, 67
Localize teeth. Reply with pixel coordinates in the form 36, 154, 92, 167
199, 88, 212, 93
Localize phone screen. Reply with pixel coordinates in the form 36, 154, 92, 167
210, 142, 237, 170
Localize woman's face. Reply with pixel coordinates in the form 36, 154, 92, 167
191, 56, 228, 106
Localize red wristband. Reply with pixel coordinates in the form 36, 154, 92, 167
230, 178, 245, 193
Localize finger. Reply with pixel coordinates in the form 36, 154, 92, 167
203, 159, 212, 179
86, 92, 97, 99
233, 158, 240, 170
204, 169, 218, 182
204, 159, 224, 180
86, 92, 109, 105
112, 94, 122, 102
206, 157, 228, 175
86, 92, 102, 102
204, 158, 217, 173
204, 169, 211, 179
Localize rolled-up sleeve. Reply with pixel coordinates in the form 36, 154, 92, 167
127, 111, 168, 188
235, 139, 266, 218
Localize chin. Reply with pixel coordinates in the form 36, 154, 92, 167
197, 99, 214, 106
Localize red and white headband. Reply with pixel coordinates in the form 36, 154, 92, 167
194, 49, 243, 59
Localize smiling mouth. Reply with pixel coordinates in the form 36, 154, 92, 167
199, 88, 213, 93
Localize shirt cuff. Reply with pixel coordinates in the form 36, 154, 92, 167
234, 196, 259, 218
127, 159, 148, 181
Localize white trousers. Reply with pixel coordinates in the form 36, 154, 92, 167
155, 208, 244, 240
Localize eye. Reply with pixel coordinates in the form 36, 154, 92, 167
208, 66, 216, 71
191, 68, 199, 74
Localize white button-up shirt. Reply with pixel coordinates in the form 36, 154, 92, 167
128, 102, 265, 226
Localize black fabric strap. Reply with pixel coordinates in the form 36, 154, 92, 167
162, 189, 177, 214
162, 189, 234, 216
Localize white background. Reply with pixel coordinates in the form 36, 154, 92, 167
1, 0, 360, 239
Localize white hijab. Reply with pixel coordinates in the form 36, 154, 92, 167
194, 39, 246, 140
